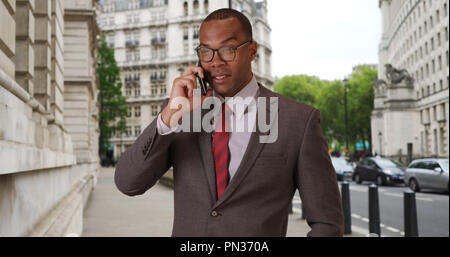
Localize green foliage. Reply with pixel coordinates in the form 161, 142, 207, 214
97, 36, 128, 156
273, 65, 378, 152
346, 65, 378, 151
273, 75, 326, 106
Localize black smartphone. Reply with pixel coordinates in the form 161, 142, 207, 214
196, 62, 209, 96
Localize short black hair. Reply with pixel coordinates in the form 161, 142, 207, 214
201, 8, 253, 40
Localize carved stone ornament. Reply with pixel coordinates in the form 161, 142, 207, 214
385, 64, 414, 86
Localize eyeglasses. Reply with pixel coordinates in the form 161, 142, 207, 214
195, 40, 252, 63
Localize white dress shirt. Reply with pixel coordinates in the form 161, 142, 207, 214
156, 75, 260, 181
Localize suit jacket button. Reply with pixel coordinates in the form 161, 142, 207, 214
211, 211, 218, 217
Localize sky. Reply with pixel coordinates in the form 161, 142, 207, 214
266, 0, 382, 81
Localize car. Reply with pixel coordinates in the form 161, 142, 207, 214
404, 159, 449, 193
353, 157, 406, 186
331, 157, 353, 181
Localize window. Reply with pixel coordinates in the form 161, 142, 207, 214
446, 51, 449, 67
440, 79, 444, 90
151, 105, 158, 116
135, 126, 141, 136
439, 55, 442, 70
126, 126, 132, 137
183, 42, 189, 55
431, 37, 434, 51
432, 59, 436, 73
129, 0, 140, 9
438, 32, 441, 46
184, 2, 188, 16
159, 47, 166, 59
135, 106, 141, 117
152, 47, 157, 59
160, 84, 167, 95
437, 10, 440, 22
193, 0, 199, 15
204, 0, 209, 13
125, 85, 132, 97
183, 27, 189, 40
193, 25, 200, 39
151, 84, 158, 96
446, 27, 449, 41
134, 84, 140, 96
127, 107, 132, 117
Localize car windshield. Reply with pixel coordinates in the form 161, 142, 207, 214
375, 159, 404, 168
332, 158, 350, 168
439, 160, 449, 172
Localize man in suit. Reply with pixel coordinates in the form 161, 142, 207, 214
115, 8, 344, 237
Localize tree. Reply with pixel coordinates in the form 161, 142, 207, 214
273, 67, 377, 154
346, 65, 378, 153
273, 75, 326, 106
97, 36, 128, 157
315, 80, 346, 144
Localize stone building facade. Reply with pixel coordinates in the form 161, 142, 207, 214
0, 0, 99, 236
373, 0, 449, 161
97, 0, 273, 159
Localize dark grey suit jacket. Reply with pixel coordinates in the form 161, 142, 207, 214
115, 84, 344, 237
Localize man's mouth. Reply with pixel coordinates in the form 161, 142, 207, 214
211, 74, 231, 84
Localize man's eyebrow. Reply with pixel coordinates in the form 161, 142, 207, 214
199, 37, 238, 47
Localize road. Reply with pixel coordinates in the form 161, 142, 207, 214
292, 181, 449, 237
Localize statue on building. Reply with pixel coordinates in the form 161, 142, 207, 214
385, 64, 414, 86
373, 78, 387, 97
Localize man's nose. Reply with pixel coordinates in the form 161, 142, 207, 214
210, 50, 226, 68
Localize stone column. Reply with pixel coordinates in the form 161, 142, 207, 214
50, 0, 65, 126
14, 0, 35, 95
34, 0, 52, 111
0, 0, 16, 78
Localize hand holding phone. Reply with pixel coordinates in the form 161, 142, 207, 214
196, 62, 210, 96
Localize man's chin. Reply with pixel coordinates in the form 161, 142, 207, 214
212, 84, 233, 97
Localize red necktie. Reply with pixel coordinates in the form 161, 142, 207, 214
212, 102, 230, 199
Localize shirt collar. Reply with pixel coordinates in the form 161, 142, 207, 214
212, 75, 259, 120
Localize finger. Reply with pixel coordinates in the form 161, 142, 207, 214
176, 78, 196, 98
183, 66, 204, 78
181, 74, 198, 88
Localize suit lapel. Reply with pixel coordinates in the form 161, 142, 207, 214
212, 84, 279, 209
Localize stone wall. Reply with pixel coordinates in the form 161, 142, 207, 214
0, 0, 100, 236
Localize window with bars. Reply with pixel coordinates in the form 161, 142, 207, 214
135, 106, 141, 117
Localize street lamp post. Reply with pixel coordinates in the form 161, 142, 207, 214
343, 78, 349, 156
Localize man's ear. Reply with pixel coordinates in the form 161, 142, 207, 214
249, 41, 258, 62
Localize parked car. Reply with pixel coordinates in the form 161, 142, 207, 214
353, 157, 406, 186
331, 157, 354, 181
404, 159, 449, 193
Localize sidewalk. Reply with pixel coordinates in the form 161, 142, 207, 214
82, 167, 363, 237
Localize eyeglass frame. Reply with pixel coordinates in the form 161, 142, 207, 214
195, 40, 253, 63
